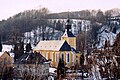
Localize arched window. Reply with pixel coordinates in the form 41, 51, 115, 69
56, 53, 59, 62
44, 52, 46, 57
76, 56, 78, 64
66, 53, 69, 63
50, 52, 53, 61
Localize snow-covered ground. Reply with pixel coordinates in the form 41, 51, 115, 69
97, 31, 116, 49
97, 21, 120, 49
2, 44, 13, 52
92, 65, 101, 80
2, 45, 14, 59
24, 27, 63, 45
24, 19, 92, 45
49, 67, 57, 74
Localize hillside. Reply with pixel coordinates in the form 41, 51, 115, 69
0, 8, 120, 44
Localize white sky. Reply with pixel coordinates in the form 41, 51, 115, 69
0, 0, 120, 20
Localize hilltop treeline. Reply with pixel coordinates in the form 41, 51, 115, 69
0, 7, 50, 42
47, 8, 120, 22
0, 7, 120, 42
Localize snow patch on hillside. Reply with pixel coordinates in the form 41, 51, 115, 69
97, 22, 120, 49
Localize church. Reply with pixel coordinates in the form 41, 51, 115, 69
34, 18, 81, 68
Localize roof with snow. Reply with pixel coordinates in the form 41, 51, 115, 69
14, 52, 48, 64
34, 40, 72, 51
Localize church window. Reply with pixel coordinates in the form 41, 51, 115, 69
76, 56, 78, 64
66, 53, 69, 63
62, 54, 64, 61
56, 53, 59, 62
44, 52, 46, 57
50, 52, 53, 61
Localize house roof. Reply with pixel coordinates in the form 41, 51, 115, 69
0, 52, 3, 60
14, 52, 48, 64
34, 40, 72, 51
0, 52, 10, 57
0, 52, 13, 63
0, 52, 4, 57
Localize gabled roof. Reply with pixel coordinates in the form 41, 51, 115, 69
0, 52, 10, 57
62, 31, 75, 37
0, 52, 13, 62
0, 52, 4, 57
14, 52, 47, 64
34, 40, 71, 51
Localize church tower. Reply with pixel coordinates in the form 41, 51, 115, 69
61, 18, 76, 49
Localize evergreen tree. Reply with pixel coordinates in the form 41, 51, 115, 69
19, 41, 24, 57
9, 67, 13, 80
113, 32, 120, 56
0, 41, 2, 52
57, 58, 65, 79
26, 43, 32, 52
2, 67, 9, 80
112, 25, 117, 34
13, 44, 19, 61
80, 54, 85, 65
56, 20, 62, 31
80, 54, 85, 79
2, 67, 13, 80
104, 40, 108, 49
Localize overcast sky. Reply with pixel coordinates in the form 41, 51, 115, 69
0, 0, 120, 20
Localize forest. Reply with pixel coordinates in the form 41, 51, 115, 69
0, 7, 120, 43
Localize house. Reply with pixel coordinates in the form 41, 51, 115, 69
34, 18, 81, 68
0, 51, 13, 67
14, 52, 49, 79
0, 51, 13, 78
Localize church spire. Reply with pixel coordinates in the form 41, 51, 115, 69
61, 13, 75, 37
61, 13, 76, 49
65, 13, 72, 31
